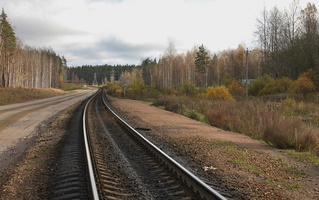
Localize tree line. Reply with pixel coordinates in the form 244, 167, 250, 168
68, 1, 318, 93
67, 64, 138, 86
0, 9, 66, 88
116, 1, 319, 91
256, 1, 319, 79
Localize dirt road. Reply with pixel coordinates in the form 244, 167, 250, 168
0, 89, 95, 175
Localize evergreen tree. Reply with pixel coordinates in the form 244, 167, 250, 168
195, 44, 210, 88
0, 8, 16, 87
195, 44, 209, 73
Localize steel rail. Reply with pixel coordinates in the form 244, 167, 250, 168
83, 89, 100, 200
101, 89, 227, 200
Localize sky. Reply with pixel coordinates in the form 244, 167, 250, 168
1, 0, 313, 66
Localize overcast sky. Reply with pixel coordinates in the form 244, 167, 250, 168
1, 0, 313, 66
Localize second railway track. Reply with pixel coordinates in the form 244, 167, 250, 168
85, 88, 228, 199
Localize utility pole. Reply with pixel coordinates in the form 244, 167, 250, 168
93, 73, 98, 86
245, 48, 250, 97
205, 57, 208, 89
123, 83, 126, 98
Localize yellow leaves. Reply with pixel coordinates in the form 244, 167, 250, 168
227, 80, 245, 96
294, 76, 315, 96
205, 86, 235, 102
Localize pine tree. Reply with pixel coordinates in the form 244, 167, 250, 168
195, 44, 208, 73
195, 44, 210, 88
0, 8, 16, 87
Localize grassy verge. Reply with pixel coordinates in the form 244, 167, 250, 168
105, 83, 319, 158
152, 96, 319, 157
205, 99, 319, 155
0, 87, 68, 106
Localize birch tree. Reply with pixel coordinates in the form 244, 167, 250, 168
0, 8, 16, 87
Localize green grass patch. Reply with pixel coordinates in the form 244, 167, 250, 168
284, 149, 319, 165
248, 165, 264, 174
290, 183, 301, 190
265, 178, 276, 184
180, 109, 209, 124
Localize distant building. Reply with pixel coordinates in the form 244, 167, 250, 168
242, 79, 255, 85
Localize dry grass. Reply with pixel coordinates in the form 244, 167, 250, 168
153, 95, 319, 155
205, 99, 319, 154
0, 87, 68, 106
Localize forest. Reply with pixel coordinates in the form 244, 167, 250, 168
100, 1, 319, 157
68, 2, 319, 95
67, 64, 138, 86
0, 9, 66, 88
1, 2, 318, 92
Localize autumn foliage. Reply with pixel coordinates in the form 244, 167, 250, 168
105, 82, 123, 97
227, 80, 245, 96
205, 86, 235, 101
294, 76, 315, 97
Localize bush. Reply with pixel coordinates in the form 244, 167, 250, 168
249, 75, 273, 96
259, 77, 294, 95
281, 98, 296, 111
294, 75, 315, 97
301, 69, 319, 91
205, 86, 235, 101
106, 82, 123, 97
179, 82, 196, 96
227, 80, 245, 97
162, 88, 178, 96
153, 96, 184, 112
130, 78, 144, 93
181, 109, 208, 123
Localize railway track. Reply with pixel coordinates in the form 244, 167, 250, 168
87, 88, 228, 200
54, 88, 229, 199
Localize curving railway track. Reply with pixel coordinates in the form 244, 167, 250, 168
54, 88, 228, 200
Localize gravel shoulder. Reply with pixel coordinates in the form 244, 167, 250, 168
0, 102, 80, 199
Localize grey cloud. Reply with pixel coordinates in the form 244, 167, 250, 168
98, 37, 164, 57
87, 0, 125, 3
67, 37, 165, 65
12, 16, 83, 44
10, 12, 164, 65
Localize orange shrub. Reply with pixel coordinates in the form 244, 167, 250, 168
294, 76, 315, 97
301, 69, 319, 91
227, 80, 245, 96
205, 86, 235, 101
